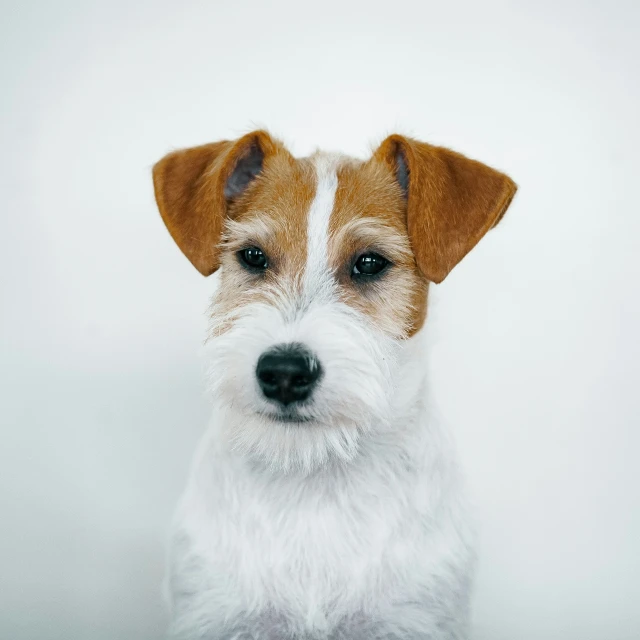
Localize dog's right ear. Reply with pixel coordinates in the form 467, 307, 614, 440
152, 130, 281, 275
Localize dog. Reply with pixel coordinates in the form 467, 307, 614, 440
152, 130, 517, 640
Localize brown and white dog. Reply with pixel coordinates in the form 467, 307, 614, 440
152, 131, 516, 639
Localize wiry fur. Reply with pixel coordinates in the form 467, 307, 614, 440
169, 328, 475, 640
151, 134, 517, 640
205, 295, 398, 474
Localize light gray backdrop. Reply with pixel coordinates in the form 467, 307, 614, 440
1, 1, 639, 638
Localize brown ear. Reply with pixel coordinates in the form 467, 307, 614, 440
375, 135, 517, 283
152, 130, 280, 275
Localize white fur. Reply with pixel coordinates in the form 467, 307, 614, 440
303, 153, 340, 303
166, 154, 475, 639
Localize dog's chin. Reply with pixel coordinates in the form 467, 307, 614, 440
218, 403, 370, 476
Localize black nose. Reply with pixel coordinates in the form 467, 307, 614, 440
256, 344, 321, 406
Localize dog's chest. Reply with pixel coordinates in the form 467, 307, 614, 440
186, 456, 429, 622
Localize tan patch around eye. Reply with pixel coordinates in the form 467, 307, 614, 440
228, 152, 316, 280
329, 159, 429, 337
208, 152, 318, 337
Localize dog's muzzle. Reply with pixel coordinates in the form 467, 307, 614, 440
256, 343, 321, 407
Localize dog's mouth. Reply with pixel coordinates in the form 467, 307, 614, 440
260, 410, 316, 425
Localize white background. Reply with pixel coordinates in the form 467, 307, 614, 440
1, 1, 639, 638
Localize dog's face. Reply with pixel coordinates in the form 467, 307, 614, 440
153, 131, 516, 473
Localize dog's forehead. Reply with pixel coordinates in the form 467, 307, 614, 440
231, 150, 407, 259
220, 149, 427, 337
332, 156, 407, 232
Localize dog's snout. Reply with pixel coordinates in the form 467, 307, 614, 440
256, 344, 321, 406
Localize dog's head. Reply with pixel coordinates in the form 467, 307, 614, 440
153, 131, 516, 473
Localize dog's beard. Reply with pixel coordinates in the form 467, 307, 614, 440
204, 296, 400, 475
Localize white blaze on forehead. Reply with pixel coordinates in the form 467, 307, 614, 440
304, 153, 341, 301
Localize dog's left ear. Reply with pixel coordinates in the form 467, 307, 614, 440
375, 135, 517, 283
152, 130, 282, 276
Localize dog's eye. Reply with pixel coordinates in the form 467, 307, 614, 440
239, 247, 268, 270
352, 253, 389, 277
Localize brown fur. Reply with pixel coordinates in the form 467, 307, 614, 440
330, 159, 429, 336
225, 153, 316, 281
374, 135, 517, 284
152, 130, 285, 275
152, 131, 516, 339
209, 153, 317, 335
